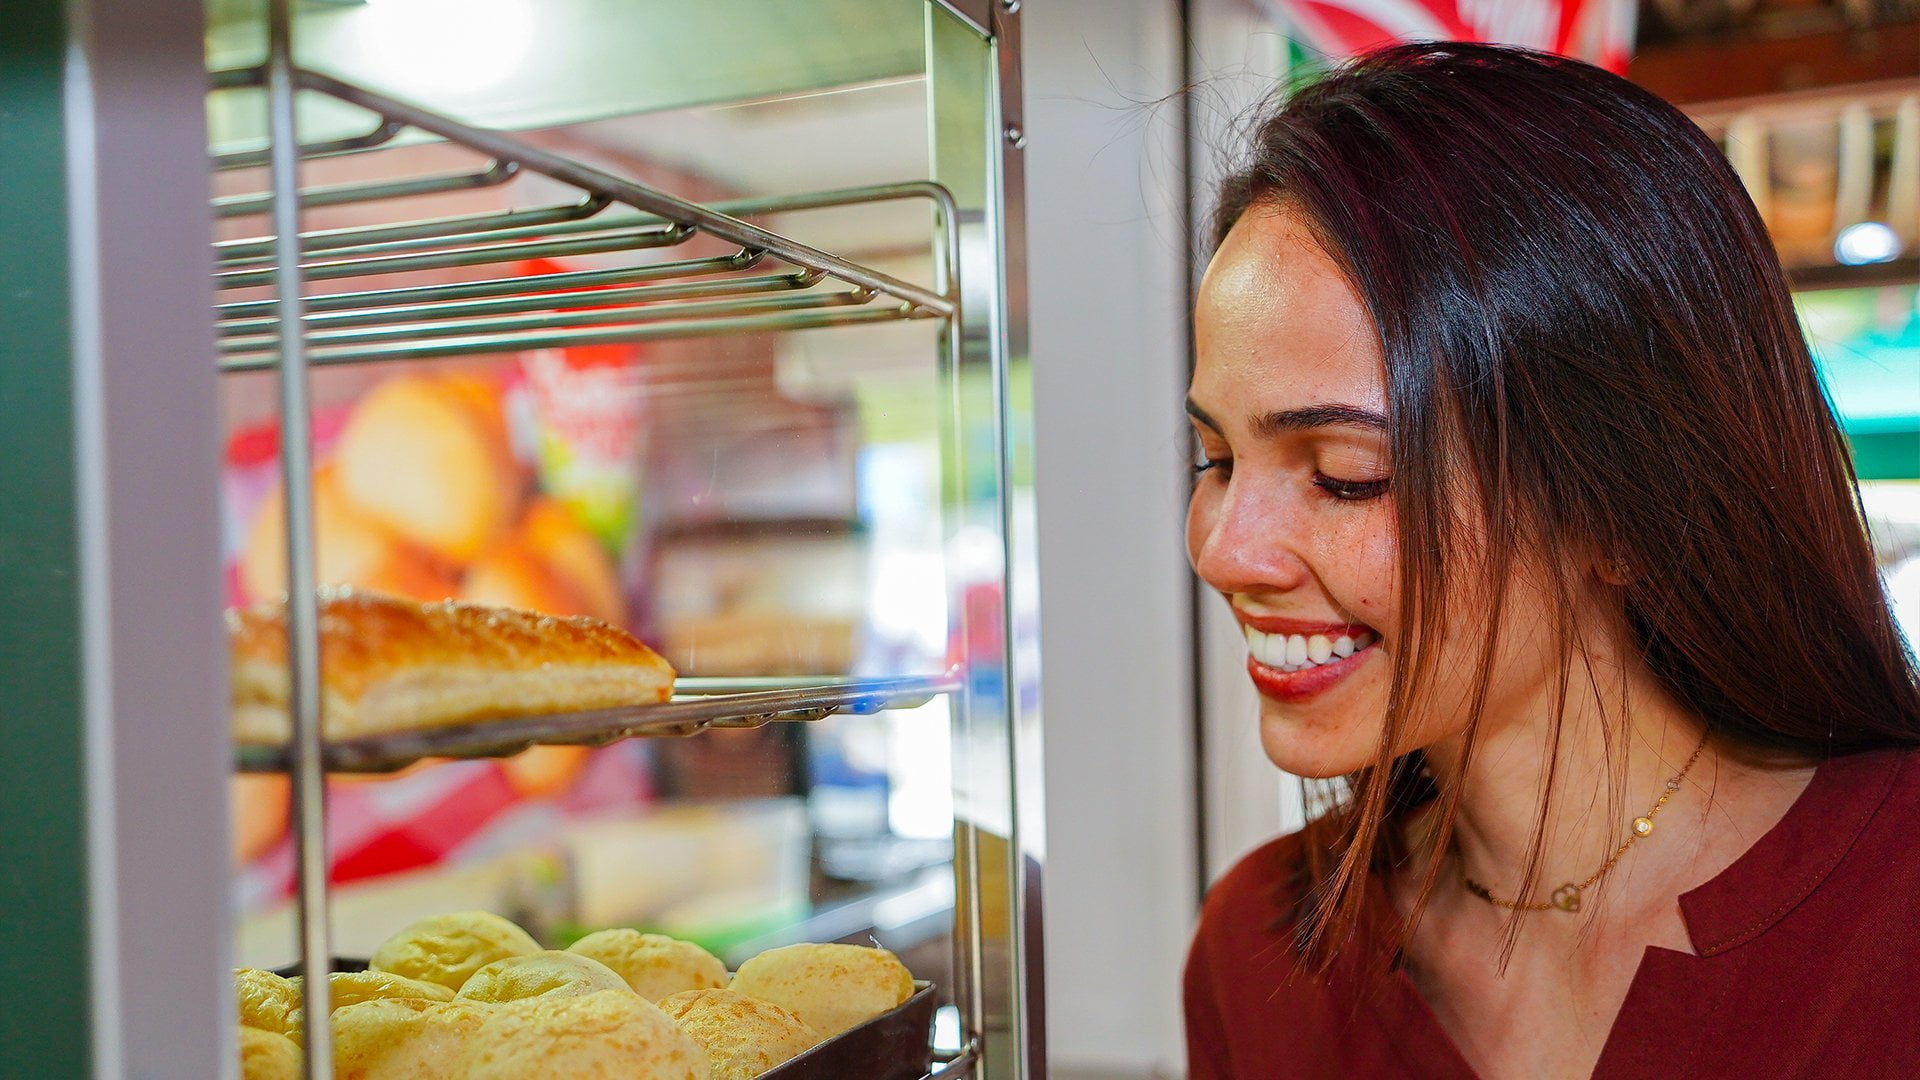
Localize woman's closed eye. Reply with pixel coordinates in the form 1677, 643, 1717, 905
1193, 456, 1232, 477
1312, 473, 1390, 501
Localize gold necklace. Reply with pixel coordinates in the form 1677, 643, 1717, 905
1458, 729, 1711, 914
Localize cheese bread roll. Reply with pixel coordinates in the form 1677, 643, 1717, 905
463, 990, 708, 1080
238, 1026, 301, 1080
659, 988, 821, 1080
367, 910, 540, 992
729, 943, 914, 1038
235, 968, 301, 1037
330, 998, 491, 1080
567, 929, 727, 1001
284, 969, 456, 1042
456, 950, 632, 1004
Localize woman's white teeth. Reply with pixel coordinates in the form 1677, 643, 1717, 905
1244, 627, 1374, 671
1307, 635, 1333, 663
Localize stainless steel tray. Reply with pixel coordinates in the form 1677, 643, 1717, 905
763, 981, 937, 1080
272, 958, 950, 1079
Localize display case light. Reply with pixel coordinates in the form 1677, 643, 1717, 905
1834, 221, 1901, 266
360, 0, 537, 95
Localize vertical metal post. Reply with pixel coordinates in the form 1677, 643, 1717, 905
986, 8, 1045, 1077
929, 2, 1040, 1075
264, 0, 334, 1074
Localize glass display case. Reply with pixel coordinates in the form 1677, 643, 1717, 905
1, 1, 1040, 1077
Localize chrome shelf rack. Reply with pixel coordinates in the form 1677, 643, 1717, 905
200, 1, 1034, 1076
209, 64, 957, 370
234, 674, 961, 773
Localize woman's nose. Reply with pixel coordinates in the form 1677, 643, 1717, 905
1189, 478, 1312, 596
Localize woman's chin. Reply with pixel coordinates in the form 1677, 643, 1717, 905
1256, 706, 1381, 779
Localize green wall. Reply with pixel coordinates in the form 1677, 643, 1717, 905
0, 3, 93, 1077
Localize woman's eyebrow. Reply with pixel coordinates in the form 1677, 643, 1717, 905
1186, 398, 1387, 435
1256, 404, 1388, 435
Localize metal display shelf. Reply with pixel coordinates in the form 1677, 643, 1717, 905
235, 674, 960, 773
198, 2, 1034, 1076
208, 64, 958, 368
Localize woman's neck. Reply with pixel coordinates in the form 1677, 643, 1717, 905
1405, 658, 1818, 944
1415, 661, 1718, 926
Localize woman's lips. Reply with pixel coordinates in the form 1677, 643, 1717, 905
1243, 635, 1377, 703
1246, 649, 1374, 702
1230, 603, 1378, 702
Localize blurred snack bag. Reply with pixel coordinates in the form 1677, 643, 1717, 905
332, 372, 524, 565
224, 364, 649, 890
521, 338, 646, 552
461, 497, 624, 626
232, 370, 521, 604
241, 465, 460, 605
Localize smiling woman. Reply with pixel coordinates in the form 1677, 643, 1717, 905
1181, 42, 1920, 1080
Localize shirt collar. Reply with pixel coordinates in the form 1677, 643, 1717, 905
1678, 746, 1909, 957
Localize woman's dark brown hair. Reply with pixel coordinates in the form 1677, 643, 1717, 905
1209, 41, 1920, 965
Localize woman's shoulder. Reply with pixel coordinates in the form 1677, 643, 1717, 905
1190, 826, 1343, 978
1199, 830, 1315, 931
1185, 827, 1363, 1066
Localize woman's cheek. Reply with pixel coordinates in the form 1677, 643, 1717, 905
1339, 508, 1399, 631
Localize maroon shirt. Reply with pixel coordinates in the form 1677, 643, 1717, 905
1185, 747, 1920, 1078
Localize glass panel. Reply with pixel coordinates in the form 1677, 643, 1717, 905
219, 43, 981, 1077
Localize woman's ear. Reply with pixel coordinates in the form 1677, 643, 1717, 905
1594, 556, 1633, 586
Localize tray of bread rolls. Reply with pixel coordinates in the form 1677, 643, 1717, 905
239, 911, 940, 1079
231, 588, 958, 774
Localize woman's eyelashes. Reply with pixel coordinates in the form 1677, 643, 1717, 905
1189, 440, 1387, 501
1312, 473, 1390, 501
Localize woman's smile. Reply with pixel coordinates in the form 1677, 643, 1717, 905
1232, 600, 1380, 701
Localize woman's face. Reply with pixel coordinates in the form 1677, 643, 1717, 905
1188, 204, 1569, 779
1187, 205, 1397, 777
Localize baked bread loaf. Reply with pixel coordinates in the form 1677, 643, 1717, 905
462, 990, 709, 1080
238, 1026, 302, 1080
330, 998, 491, 1080
228, 590, 676, 745
456, 951, 633, 1004
658, 988, 821, 1080
729, 943, 914, 1038
368, 910, 541, 992
566, 929, 728, 1001
235, 968, 301, 1036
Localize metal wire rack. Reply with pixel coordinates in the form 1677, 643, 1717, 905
212, 62, 964, 779
234, 673, 960, 773
208, 64, 958, 369
220, 16, 974, 1074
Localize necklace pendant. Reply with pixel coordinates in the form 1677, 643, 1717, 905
1551, 883, 1583, 912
